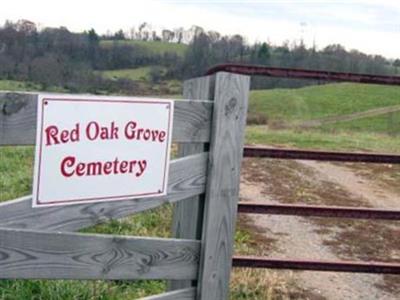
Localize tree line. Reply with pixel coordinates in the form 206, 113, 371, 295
177, 33, 399, 89
0, 20, 179, 93
0, 20, 398, 94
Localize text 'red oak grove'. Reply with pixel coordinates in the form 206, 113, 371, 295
44, 121, 167, 178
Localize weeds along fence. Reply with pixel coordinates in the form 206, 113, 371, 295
0, 72, 250, 300
205, 64, 400, 275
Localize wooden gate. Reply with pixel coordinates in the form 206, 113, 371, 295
0, 72, 250, 300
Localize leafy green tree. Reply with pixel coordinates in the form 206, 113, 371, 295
113, 29, 125, 40
257, 42, 270, 65
182, 33, 212, 77
87, 28, 99, 66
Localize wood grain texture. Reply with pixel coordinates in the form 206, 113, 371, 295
197, 72, 250, 300
0, 92, 212, 145
0, 153, 208, 231
169, 76, 213, 290
0, 227, 199, 280
140, 287, 195, 300
0, 92, 37, 145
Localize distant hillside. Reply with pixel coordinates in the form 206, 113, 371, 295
100, 40, 188, 57
1, 20, 398, 95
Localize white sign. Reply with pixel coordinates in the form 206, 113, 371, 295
32, 95, 174, 207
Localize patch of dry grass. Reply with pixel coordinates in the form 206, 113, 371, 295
230, 268, 299, 300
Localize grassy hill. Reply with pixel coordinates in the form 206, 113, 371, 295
0, 80, 40, 91
249, 83, 400, 123
98, 40, 187, 94
99, 66, 169, 82
0, 80, 67, 93
246, 83, 400, 153
249, 83, 400, 133
99, 66, 156, 81
100, 40, 188, 57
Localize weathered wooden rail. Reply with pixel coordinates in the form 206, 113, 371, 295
0, 93, 213, 145
0, 72, 250, 300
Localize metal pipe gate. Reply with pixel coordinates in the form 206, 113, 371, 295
207, 64, 400, 275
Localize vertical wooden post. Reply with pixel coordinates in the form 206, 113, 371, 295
170, 75, 214, 290
197, 72, 250, 300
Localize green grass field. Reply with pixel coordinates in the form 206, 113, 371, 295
0, 80, 41, 91
100, 66, 167, 82
98, 67, 182, 95
246, 82, 400, 152
249, 83, 400, 123
100, 40, 188, 57
319, 110, 400, 134
100, 67, 153, 81
249, 83, 400, 136
246, 127, 400, 153
0, 80, 67, 93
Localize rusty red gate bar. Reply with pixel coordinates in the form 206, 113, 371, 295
243, 146, 400, 164
206, 63, 400, 86
238, 202, 400, 221
232, 256, 400, 274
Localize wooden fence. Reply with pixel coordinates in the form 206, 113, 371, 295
0, 72, 250, 299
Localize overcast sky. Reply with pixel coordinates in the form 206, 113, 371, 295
1, 0, 399, 58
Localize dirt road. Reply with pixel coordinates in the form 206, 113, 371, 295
239, 158, 400, 299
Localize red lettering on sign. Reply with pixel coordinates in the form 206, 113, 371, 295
45, 124, 80, 146
60, 156, 76, 177
86, 121, 119, 141
124, 121, 166, 142
86, 121, 99, 141
60, 156, 147, 178
45, 125, 59, 145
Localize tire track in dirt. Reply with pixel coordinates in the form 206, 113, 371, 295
298, 104, 400, 129
300, 160, 400, 209
239, 158, 400, 300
